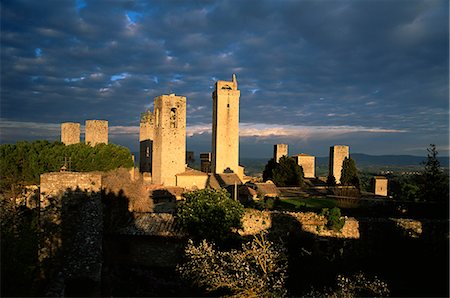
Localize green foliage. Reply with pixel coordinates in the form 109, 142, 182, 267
388, 174, 421, 201
263, 156, 304, 186
176, 189, 245, 243
0, 140, 134, 192
419, 144, 449, 202
262, 158, 277, 182
263, 196, 279, 210
321, 207, 345, 232
340, 157, 360, 188
177, 233, 287, 297
327, 174, 336, 186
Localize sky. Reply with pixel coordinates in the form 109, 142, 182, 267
1, 0, 449, 158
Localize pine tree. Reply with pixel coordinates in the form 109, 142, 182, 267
420, 144, 449, 202
340, 157, 360, 188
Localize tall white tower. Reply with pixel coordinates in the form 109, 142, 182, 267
212, 74, 240, 175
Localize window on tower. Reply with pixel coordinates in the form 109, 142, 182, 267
170, 108, 177, 128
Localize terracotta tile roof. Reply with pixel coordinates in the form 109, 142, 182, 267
216, 173, 242, 187
176, 168, 208, 176
207, 174, 221, 189
254, 182, 280, 197
117, 213, 185, 237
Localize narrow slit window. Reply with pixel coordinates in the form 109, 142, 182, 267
170, 108, 177, 128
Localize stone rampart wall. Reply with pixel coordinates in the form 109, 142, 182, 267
40, 172, 102, 206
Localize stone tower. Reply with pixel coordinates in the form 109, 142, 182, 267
274, 144, 288, 162
373, 176, 388, 196
139, 110, 154, 173
329, 145, 349, 184
61, 122, 80, 145
85, 120, 108, 146
152, 94, 186, 186
294, 154, 315, 178
212, 74, 240, 175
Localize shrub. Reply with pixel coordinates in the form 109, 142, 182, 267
176, 188, 245, 243
321, 207, 345, 232
264, 196, 279, 210
306, 271, 390, 297
177, 233, 287, 297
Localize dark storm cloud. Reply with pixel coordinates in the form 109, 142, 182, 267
1, 0, 448, 156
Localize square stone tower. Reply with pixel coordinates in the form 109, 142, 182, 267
212, 74, 240, 175
295, 154, 315, 178
152, 94, 186, 186
373, 176, 388, 196
274, 144, 288, 162
329, 145, 349, 184
139, 110, 154, 173
85, 120, 108, 146
61, 122, 80, 145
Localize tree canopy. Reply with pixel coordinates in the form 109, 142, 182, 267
340, 157, 360, 188
0, 140, 134, 192
263, 156, 304, 187
420, 144, 449, 202
176, 188, 245, 243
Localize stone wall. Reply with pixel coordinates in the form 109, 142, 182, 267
85, 120, 108, 146
39, 172, 103, 296
274, 144, 288, 163
176, 170, 209, 190
61, 122, 80, 145
40, 172, 102, 207
212, 74, 240, 175
329, 145, 349, 183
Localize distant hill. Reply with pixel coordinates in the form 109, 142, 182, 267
316, 153, 449, 168
240, 153, 449, 177
133, 153, 448, 177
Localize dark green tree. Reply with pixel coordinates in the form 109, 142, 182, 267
340, 157, 360, 188
262, 158, 277, 182
263, 157, 303, 187
420, 144, 449, 202
272, 156, 304, 187
327, 174, 336, 186
0, 141, 134, 193
176, 189, 245, 243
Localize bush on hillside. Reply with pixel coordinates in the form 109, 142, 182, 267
176, 188, 244, 243
321, 207, 345, 232
177, 233, 287, 297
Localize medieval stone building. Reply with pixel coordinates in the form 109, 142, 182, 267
85, 120, 108, 146
274, 144, 288, 162
294, 153, 315, 178
139, 110, 153, 173
373, 176, 388, 196
212, 74, 243, 180
61, 122, 81, 145
152, 94, 186, 186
